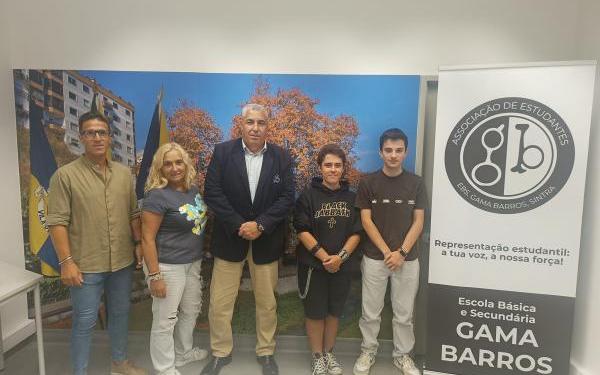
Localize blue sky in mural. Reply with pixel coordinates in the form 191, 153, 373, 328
82, 71, 420, 172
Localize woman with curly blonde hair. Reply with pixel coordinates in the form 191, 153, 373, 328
145, 142, 197, 192
142, 142, 209, 375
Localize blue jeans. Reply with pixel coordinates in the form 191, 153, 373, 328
70, 265, 133, 375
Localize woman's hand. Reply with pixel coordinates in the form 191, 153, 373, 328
150, 279, 167, 298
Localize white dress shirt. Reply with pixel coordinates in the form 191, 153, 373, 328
242, 140, 267, 203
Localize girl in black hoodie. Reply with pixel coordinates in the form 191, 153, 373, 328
294, 144, 362, 375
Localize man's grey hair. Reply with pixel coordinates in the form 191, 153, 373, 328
242, 103, 268, 118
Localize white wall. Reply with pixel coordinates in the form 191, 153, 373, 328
571, 1, 600, 375
6, 0, 579, 74
1, 0, 597, 372
0, 0, 35, 351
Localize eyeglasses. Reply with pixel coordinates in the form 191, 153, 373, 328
80, 129, 110, 139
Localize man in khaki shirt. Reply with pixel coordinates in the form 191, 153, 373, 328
48, 111, 147, 375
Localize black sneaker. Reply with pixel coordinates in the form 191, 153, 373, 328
311, 353, 328, 375
200, 355, 232, 375
257, 354, 279, 375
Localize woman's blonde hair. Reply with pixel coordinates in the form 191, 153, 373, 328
144, 142, 197, 192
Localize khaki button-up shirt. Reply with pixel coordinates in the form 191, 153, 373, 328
47, 156, 140, 273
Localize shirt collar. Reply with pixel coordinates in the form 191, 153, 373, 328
81, 154, 113, 171
241, 139, 267, 156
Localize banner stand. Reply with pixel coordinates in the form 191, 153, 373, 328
425, 61, 596, 375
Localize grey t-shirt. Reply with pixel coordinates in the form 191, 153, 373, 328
143, 186, 207, 264
355, 169, 427, 261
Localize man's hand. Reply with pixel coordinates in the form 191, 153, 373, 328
384, 251, 405, 271
238, 221, 262, 240
323, 255, 342, 273
134, 244, 144, 269
149, 279, 167, 298
61, 261, 83, 287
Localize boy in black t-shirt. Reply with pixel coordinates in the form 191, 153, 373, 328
353, 129, 426, 375
295, 144, 362, 375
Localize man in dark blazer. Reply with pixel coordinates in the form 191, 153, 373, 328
201, 104, 294, 375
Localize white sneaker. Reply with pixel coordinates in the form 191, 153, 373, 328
324, 352, 343, 375
393, 355, 421, 375
175, 347, 208, 367
353, 351, 376, 375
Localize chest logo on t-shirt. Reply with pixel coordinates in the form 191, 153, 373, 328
314, 201, 350, 229
374, 197, 406, 205
179, 194, 208, 235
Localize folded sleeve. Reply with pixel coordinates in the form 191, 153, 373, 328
129, 177, 141, 220
47, 169, 72, 227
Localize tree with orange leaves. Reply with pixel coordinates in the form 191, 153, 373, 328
169, 100, 223, 190
231, 79, 361, 191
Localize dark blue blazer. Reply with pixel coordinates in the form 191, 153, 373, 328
204, 138, 295, 264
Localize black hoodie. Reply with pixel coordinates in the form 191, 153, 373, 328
294, 177, 362, 271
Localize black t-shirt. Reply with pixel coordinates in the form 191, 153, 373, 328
294, 178, 362, 271
143, 186, 206, 264
355, 169, 426, 261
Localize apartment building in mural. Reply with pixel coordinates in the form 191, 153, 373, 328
13, 69, 136, 167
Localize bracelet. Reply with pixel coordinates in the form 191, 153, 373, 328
399, 246, 408, 258
148, 272, 163, 282
338, 249, 350, 262
309, 243, 321, 254
59, 255, 73, 265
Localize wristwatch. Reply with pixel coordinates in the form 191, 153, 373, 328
399, 247, 408, 258
257, 222, 265, 233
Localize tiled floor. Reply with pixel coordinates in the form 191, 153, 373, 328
3, 330, 416, 374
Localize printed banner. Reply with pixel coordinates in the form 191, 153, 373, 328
425, 62, 596, 375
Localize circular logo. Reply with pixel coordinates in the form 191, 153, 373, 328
445, 97, 574, 214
